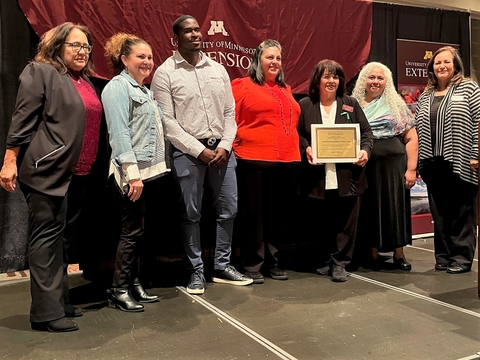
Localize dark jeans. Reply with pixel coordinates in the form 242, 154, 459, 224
171, 148, 237, 273
110, 177, 145, 288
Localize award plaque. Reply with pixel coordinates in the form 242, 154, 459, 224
310, 123, 360, 163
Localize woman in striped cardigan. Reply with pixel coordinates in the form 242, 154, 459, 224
415, 46, 480, 274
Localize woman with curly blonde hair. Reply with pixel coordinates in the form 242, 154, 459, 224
102, 33, 169, 312
352, 61, 418, 271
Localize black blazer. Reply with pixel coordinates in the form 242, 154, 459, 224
6, 62, 97, 197
297, 95, 373, 198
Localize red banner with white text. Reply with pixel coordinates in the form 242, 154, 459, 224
18, 0, 372, 93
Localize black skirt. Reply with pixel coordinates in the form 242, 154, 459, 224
357, 136, 412, 251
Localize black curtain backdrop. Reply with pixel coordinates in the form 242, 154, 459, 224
373, 2, 471, 77
0, 0, 38, 272
347, 2, 470, 91
0, 0, 472, 272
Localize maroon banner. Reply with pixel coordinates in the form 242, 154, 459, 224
18, 0, 372, 93
397, 39, 459, 113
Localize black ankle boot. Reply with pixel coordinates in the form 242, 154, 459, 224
108, 288, 144, 312
131, 283, 159, 303
65, 304, 84, 317
31, 317, 79, 332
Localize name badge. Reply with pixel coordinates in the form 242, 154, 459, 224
342, 104, 354, 112
451, 95, 464, 101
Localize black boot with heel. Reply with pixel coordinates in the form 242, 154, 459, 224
130, 282, 159, 303
108, 288, 144, 312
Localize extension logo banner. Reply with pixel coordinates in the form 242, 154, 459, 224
19, 0, 372, 93
396, 39, 459, 113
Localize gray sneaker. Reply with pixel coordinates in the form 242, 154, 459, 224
213, 265, 253, 286
268, 265, 288, 280
316, 264, 331, 276
187, 270, 206, 294
331, 265, 347, 282
245, 271, 264, 284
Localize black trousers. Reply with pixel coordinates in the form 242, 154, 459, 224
21, 183, 67, 323
315, 190, 360, 269
110, 179, 145, 288
63, 175, 89, 265
235, 159, 299, 272
420, 160, 478, 268
21, 175, 90, 322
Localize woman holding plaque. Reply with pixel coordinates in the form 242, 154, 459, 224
351, 61, 418, 271
297, 59, 373, 282
231, 39, 301, 284
415, 46, 479, 274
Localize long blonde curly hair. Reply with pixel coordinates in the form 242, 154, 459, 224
352, 61, 412, 121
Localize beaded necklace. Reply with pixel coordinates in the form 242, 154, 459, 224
265, 83, 293, 135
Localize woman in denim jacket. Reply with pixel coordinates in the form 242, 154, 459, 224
102, 33, 169, 312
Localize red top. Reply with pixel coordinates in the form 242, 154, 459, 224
70, 77, 102, 175
232, 77, 301, 162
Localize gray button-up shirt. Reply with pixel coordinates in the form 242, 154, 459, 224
151, 51, 236, 158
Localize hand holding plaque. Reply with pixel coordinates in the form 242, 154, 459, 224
310, 123, 360, 163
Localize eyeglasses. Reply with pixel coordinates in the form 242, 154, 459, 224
64, 42, 93, 54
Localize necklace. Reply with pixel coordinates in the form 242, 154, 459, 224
68, 71, 81, 84
435, 86, 449, 95
264, 84, 293, 135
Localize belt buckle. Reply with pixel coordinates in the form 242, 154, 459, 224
207, 138, 217, 146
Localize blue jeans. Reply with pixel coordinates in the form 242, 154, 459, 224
171, 148, 237, 272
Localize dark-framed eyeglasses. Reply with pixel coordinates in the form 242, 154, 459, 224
64, 42, 93, 54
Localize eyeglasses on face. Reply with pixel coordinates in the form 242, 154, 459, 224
64, 42, 93, 54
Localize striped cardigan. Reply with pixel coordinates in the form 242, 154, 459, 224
415, 79, 480, 185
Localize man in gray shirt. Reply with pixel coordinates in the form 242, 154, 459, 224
152, 14, 253, 294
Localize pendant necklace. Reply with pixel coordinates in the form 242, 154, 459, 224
265, 84, 293, 135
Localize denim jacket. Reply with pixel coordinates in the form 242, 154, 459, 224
102, 70, 163, 179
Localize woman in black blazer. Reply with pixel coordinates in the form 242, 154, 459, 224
297, 59, 373, 282
0, 22, 103, 332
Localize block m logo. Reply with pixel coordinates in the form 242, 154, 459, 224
207, 20, 229, 36
424, 51, 433, 60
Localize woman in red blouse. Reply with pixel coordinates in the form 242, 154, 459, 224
232, 39, 301, 284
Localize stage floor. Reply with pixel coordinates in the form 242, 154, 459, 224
0, 238, 479, 360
